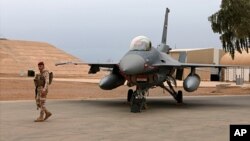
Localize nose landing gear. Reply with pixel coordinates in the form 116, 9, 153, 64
127, 89, 148, 113
127, 89, 133, 102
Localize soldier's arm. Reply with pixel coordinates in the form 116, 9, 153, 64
43, 71, 50, 90
34, 74, 38, 87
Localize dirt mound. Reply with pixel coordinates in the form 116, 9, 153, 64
0, 39, 106, 78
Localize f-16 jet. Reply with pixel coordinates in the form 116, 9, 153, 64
56, 8, 229, 113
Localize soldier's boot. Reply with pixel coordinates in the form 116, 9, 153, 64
44, 109, 52, 121
34, 112, 44, 122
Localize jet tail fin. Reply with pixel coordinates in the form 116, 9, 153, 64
157, 8, 171, 54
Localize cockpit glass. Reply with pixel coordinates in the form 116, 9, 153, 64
129, 36, 152, 51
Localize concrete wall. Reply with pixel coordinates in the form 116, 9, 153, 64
220, 51, 250, 83
186, 49, 214, 64
224, 68, 250, 82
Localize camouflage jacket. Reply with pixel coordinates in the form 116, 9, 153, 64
34, 70, 50, 90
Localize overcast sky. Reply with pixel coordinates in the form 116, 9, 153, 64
0, 0, 222, 62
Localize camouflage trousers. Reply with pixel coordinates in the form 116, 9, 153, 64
36, 87, 48, 113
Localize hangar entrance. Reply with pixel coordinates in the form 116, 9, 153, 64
210, 74, 220, 81
210, 68, 220, 81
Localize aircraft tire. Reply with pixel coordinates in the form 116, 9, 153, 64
127, 89, 133, 102
176, 90, 183, 103
131, 98, 142, 113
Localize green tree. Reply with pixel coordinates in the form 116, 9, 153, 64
209, 0, 250, 58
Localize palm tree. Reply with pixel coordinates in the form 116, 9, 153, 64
209, 0, 250, 58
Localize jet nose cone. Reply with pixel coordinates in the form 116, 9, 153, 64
120, 54, 145, 75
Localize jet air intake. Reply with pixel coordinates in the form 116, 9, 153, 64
183, 74, 200, 92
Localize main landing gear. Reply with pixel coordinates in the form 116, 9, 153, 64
127, 88, 148, 113
126, 76, 183, 113
159, 77, 183, 103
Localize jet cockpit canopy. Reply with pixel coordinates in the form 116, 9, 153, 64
129, 36, 152, 51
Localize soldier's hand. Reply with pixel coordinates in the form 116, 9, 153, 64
42, 88, 46, 96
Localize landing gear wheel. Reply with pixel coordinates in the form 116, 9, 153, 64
130, 97, 143, 113
127, 89, 133, 102
141, 97, 147, 110
176, 90, 183, 103
130, 90, 145, 113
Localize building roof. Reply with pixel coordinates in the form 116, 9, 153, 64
220, 50, 250, 65
170, 48, 216, 52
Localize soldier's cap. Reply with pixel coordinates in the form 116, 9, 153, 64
38, 61, 44, 66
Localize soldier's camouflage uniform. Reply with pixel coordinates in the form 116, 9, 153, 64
34, 70, 52, 122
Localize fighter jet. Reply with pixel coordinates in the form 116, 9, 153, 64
56, 8, 227, 113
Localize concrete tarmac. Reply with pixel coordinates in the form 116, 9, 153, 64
1, 96, 250, 141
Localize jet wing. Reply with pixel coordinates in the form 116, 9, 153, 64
153, 62, 242, 80
55, 61, 118, 74
55, 61, 85, 66
153, 62, 238, 68
180, 63, 236, 68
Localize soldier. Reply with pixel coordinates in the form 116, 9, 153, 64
33, 62, 52, 122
